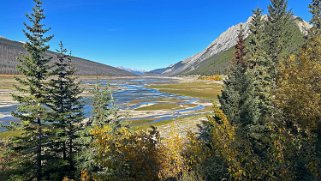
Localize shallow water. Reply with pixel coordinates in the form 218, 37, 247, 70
0, 78, 207, 131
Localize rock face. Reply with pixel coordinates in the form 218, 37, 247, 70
0, 37, 135, 76
159, 16, 311, 76
294, 17, 312, 36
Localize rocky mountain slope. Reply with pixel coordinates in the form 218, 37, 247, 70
0, 37, 134, 76
158, 16, 311, 76
146, 68, 168, 75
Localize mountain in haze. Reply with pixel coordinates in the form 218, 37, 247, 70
118, 67, 171, 76
0, 37, 135, 76
155, 16, 311, 76
118, 66, 146, 76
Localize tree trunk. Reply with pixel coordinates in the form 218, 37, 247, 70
63, 142, 67, 160
69, 122, 73, 172
37, 117, 42, 181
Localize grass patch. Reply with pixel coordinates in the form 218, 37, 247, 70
154, 98, 182, 103
0, 75, 20, 90
135, 119, 175, 130
0, 130, 23, 140
149, 81, 222, 100
125, 120, 154, 127
124, 119, 176, 131
0, 129, 23, 180
0, 75, 19, 102
129, 114, 209, 131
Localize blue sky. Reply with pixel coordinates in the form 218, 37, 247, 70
0, 0, 312, 71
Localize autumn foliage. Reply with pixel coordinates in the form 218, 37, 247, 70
85, 124, 186, 181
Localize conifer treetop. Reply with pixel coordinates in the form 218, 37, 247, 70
268, 0, 289, 20
235, 25, 246, 67
23, 0, 53, 54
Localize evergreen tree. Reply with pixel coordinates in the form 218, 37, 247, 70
46, 42, 84, 178
91, 83, 120, 127
78, 83, 120, 173
9, 0, 53, 180
239, 10, 287, 177
219, 25, 247, 125
307, 0, 321, 61
309, 0, 321, 37
242, 9, 274, 132
266, 0, 292, 63
247, 9, 266, 70
265, 0, 293, 94
277, 45, 321, 180
275, 1, 321, 178
205, 9, 293, 179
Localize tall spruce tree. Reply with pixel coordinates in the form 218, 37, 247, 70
46, 42, 84, 178
307, 0, 321, 63
265, 0, 293, 95
242, 9, 274, 128
266, 0, 292, 63
309, 0, 321, 37
11, 0, 53, 180
239, 9, 280, 168
219, 26, 247, 125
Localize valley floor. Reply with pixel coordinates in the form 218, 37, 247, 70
0, 75, 223, 138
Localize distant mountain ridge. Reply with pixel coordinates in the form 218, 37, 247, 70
0, 37, 135, 76
156, 15, 311, 76
118, 66, 146, 76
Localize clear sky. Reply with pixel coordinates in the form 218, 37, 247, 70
0, 0, 312, 71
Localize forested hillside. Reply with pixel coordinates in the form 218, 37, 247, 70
0, 37, 134, 76
185, 17, 307, 75
155, 16, 310, 76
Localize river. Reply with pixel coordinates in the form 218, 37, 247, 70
0, 78, 208, 132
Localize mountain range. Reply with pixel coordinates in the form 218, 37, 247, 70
0, 15, 311, 77
154, 15, 311, 76
0, 37, 134, 76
